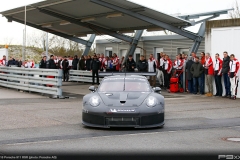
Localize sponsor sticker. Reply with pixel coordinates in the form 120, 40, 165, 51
109, 109, 135, 113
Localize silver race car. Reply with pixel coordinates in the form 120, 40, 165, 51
82, 73, 165, 128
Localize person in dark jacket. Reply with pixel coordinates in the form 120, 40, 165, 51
190, 56, 204, 95
62, 56, 69, 82
39, 56, 47, 69
79, 56, 86, 70
91, 55, 101, 85
17, 57, 23, 67
122, 55, 136, 72
86, 55, 92, 71
15, 60, 19, 66
7, 56, 15, 66
72, 55, 79, 70
222, 51, 231, 98
185, 56, 194, 93
57, 57, 62, 69
137, 55, 148, 72
47, 55, 57, 69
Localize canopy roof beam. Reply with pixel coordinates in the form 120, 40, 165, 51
90, 0, 199, 41
6, 16, 90, 45
123, 30, 144, 65
37, 7, 135, 44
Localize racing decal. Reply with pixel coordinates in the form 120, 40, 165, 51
109, 109, 135, 113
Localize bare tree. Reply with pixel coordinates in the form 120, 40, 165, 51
3, 37, 13, 45
229, 0, 240, 18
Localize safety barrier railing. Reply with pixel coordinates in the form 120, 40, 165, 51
0, 66, 63, 97
69, 70, 103, 83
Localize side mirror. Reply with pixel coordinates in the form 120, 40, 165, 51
153, 87, 161, 93
89, 86, 96, 92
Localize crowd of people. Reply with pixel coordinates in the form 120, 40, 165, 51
185, 52, 239, 100
0, 55, 34, 68
0, 51, 239, 100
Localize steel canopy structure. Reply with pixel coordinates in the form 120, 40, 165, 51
0, 0, 231, 58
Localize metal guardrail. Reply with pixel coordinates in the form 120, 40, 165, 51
0, 66, 63, 97
69, 70, 156, 83
69, 70, 103, 83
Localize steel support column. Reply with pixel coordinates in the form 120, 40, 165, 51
37, 8, 135, 43
90, 0, 198, 40
127, 30, 144, 56
183, 22, 205, 92
77, 34, 96, 70
7, 17, 89, 45
123, 30, 144, 65
189, 22, 206, 55
83, 34, 96, 56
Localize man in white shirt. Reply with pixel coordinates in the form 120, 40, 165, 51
148, 54, 158, 87
24, 59, 33, 68
157, 52, 165, 87
229, 54, 239, 100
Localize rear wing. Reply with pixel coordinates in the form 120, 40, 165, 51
99, 72, 157, 77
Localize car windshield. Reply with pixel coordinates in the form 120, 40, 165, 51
98, 77, 151, 92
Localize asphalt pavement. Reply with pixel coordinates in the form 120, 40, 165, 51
0, 83, 240, 156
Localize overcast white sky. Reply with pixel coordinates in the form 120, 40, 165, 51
0, 0, 239, 45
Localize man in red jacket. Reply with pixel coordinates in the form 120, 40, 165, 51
112, 53, 120, 72
200, 52, 206, 95
204, 53, 214, 97
214, 53, 223, 97
0, 55, 7, 66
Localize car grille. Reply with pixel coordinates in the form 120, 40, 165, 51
105, 117, 140, 126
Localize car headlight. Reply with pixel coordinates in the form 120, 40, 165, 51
146, 96, 157, 107
89, 96, 101, 107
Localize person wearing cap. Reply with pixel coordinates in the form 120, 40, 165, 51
91, 55, 101, 85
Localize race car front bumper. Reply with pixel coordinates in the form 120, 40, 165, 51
82, 112, 164, 128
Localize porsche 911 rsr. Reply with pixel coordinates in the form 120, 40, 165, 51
82, 74, 164, 128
